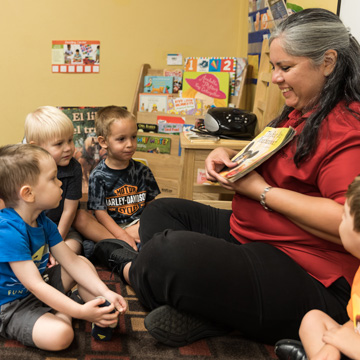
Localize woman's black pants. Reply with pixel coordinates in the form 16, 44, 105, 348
129, 198, 350, 344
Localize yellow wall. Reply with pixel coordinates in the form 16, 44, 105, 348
0, 0, 338, 146
0, 0, 248, 145
294, 0, 338, 13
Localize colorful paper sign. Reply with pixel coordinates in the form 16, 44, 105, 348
52, 40, 100, 73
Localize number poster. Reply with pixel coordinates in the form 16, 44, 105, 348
184, 57, 237, 95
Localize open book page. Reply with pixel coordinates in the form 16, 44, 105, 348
219, 126, 296, 182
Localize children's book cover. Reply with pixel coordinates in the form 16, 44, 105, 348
144, 76, 174, 94
163, 69, 183, 93
184, 57, 236, 95
59, 106, 105, 193
138, 93, 170, 113
182, 72, 230, 112
136, 135, 171, 154
167, 97, 203, 116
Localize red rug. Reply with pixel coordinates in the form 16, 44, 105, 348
0, 267, 277, 359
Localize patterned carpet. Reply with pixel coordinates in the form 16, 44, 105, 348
0, 267, 277, 360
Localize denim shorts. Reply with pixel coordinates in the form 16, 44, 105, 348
0, 265, 65, 347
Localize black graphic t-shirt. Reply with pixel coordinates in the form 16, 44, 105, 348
88, 159, 160, 225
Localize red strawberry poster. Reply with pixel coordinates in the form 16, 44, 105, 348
52, 40, 100, 73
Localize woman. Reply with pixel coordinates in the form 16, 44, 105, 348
94, 8, 360, 347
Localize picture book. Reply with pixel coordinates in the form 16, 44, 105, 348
156, 115, 185, 124
219, 126, 296, 182
137, 123, 158, 133
59, 106, 104, 193
167, 97, 203, 116
184, 57, 236, 95
136, 135, 171, 154
234, 57, 247, 96
158, 122, 183, 135
163, 69, 183, 93
138, 93, 170, 113
182, 71, 230, 112
144, 76, 173, 94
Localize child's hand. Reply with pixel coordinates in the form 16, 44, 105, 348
125, 222, 140, 243
80, 297, 119, 327
47, 253, 58, 268
120, 233, 138, 251
103, 290, 127, 314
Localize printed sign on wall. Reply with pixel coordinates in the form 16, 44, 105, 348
52, 40, 100, 73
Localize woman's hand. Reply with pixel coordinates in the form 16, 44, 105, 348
205, 147, 238, 183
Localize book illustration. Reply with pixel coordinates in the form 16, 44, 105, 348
59, 106, 105, 193
158, 122, 183, 135
219, 126, 296, 182
143, 76, 173, 94
184, 57, 237, 95
267, 0, 289, 26
163, 69, 183, 93
137, 123, 158, 133
182, 71, 230, 112
234, 57, 247, 96
138, 93, 169, 113
167, 97, 203, 116
136, 135, 171, 154
157, 115, 185, 125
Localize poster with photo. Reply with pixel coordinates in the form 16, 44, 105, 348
52, 40, 100, 73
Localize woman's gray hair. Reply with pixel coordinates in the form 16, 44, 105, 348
269, 8, 360, 166
270, 9, 350, 66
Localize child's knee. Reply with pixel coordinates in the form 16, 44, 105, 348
51, 323, 74, 350
299, 309, 324, 336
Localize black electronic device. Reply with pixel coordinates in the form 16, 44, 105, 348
203, 107, 257, 139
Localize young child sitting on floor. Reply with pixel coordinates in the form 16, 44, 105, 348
87, 106, 160, 251
0, 144, 126, 350
25, 106, 114, 262
275, 175, 360, 360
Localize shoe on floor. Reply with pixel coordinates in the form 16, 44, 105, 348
144, 305, 230, 347
83, 239, 95, 259
91, 296, 117, 341
91, 238, 138, 269
275, 339, 307, 360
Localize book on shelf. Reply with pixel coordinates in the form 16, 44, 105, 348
163, 69, 183, 93
143, 75, 173, 94
219, 126, 296, 183
182, 71, 230, 112
167, 97, 203, 116
138, 93, 170, 112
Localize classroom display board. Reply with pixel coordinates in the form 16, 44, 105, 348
52, 40, 100, 73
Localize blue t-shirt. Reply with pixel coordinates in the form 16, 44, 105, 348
0, 208, 63, 306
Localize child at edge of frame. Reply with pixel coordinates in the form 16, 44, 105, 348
0, 144, 127, 350
276, 175, 360, 360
